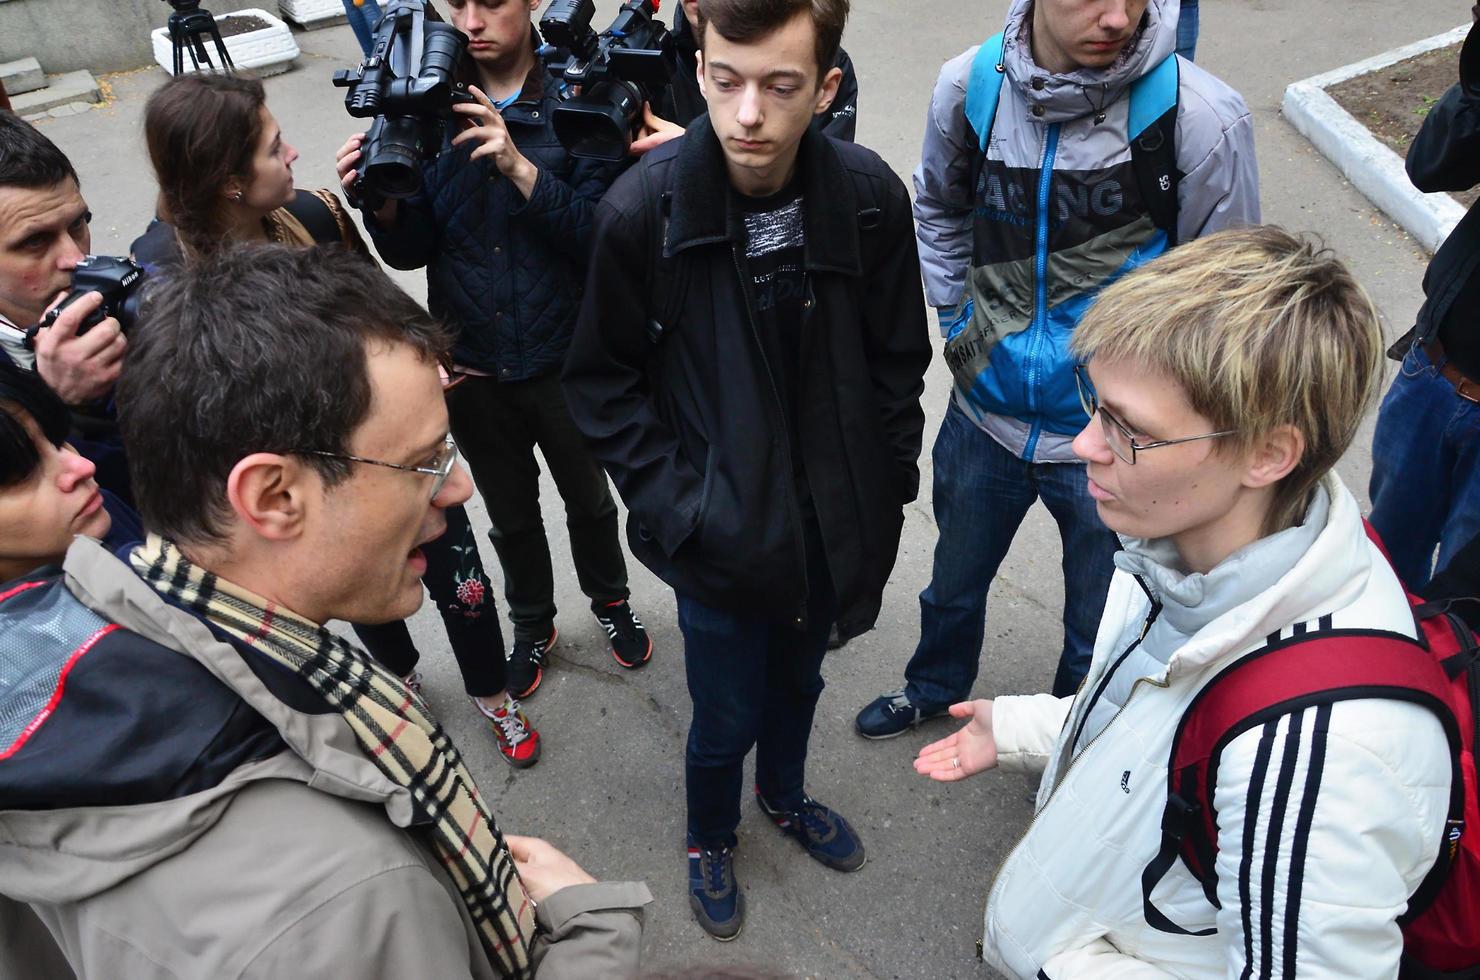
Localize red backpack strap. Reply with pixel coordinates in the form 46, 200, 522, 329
1143, 628, 1464, 936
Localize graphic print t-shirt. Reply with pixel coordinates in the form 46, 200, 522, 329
738, 182, 811, 508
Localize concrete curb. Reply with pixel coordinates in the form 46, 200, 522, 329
1282, 24, 1470, 252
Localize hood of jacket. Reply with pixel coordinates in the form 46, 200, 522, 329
0, 538, 411, 907
1000, 0, 1178, 125
1108, 474, 1371, 686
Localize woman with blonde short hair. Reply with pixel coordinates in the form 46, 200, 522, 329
916, 227, 1452, 977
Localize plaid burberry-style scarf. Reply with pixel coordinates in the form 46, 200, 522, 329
131, 535, 535, 976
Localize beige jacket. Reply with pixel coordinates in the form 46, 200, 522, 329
0, 539, 651, 979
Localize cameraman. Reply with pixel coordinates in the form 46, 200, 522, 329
0, 112, 124, 409
337, 0, 655, 700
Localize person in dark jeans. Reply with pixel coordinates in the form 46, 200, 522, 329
338, 0, 652, 700
563, 0, 930, 940
1369, 18, 1480, 590
340, 0, 384, 56
1176, 0, 1198, 60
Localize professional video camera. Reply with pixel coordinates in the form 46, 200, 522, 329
333, 0, 472, 206
540, 0, 676, 161
25, 256, 146, 347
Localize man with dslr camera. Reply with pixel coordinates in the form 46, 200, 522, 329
337, 0, 654, 703
0, 112, 125, 410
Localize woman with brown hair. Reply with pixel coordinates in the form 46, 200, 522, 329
130, 72, 541, 768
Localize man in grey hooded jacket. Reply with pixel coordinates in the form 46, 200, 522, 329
857, 0, 1259, 737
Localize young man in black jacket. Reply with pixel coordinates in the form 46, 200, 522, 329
659, 0, 857, 140
1369, 16, 1480, 590
337, 0, 655, 706
563, 0, 930, 941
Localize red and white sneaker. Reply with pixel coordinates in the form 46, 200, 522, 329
474, 695, 541, 768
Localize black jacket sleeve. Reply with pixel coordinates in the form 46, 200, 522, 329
861, 174, 931, 503
818, 49, 859, 143
1407, 81, 1480, 193
363, 178, 441, 271
511, 156, 625, 264
561, 190, 705, 557
1425, 532, 1480, 633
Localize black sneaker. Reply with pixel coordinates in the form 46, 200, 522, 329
687, 837, 744, 940
854, 687, 948, 739
507, 626, 557, 699
755, 789, 866, 872
594, 600, 653, 669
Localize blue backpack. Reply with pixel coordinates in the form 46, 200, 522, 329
962, 32, 1183, 243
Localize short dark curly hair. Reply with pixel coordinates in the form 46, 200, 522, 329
0, 110, 79, 191
116, 243, 450, 544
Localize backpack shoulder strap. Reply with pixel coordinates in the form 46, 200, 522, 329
1143, 628, 1462, 936
1127, 53, 1181, 245
963, 33, 1007, 153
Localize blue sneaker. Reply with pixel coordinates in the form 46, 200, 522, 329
687, 838, 744, 940
854, 687, 948, 739
755, 789, 867, 872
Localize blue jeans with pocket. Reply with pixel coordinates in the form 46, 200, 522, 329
903, 401, 1119, 703
342, 0, 383, 57
1176, 0, 1199, 61
679, 536, 835, 849
1369, 343, 1480, 590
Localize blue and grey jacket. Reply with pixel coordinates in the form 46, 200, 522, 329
913, 0, 1259, 461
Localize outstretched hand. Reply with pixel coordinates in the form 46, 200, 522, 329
912, 699, 998, 782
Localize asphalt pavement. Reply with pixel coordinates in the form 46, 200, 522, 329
25, 1, 1468, 975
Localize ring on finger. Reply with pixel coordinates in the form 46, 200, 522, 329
951, 756, 961, 770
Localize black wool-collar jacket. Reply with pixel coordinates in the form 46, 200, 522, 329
563, 118, 930, 637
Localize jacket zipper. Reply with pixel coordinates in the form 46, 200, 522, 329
1021, 122, 1061, 463
981, 605, 1166, 953
731, 244, 810, 626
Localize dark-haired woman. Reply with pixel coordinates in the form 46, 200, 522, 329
0, 358, 134, 582
129, 71, 540, 768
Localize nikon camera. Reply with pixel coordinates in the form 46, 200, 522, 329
26, 256, 146, 348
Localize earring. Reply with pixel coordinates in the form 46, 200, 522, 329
230, 190, 244, 202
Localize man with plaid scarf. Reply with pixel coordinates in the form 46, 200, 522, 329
0, 245, 649, 979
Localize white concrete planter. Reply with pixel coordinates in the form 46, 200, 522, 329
151, 7, 300, 76
278, 0, 347, 29
1283, 25, 1470, 253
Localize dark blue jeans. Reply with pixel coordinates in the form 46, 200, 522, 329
1369, 344, 1480, 590
904, 401, 1119, 702
679, 542, 835, 849
341, 0, 383, 57
1177, 0, 1199, 61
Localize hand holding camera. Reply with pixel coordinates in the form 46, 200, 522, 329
25, 254, 143, 406
32, 290, 127, 406
450, 86, 539, 198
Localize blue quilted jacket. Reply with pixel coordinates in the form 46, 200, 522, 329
365, 64, 623, 381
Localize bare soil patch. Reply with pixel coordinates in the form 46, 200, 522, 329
1326, 43, 1477, 209
216, 14, 272, 38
